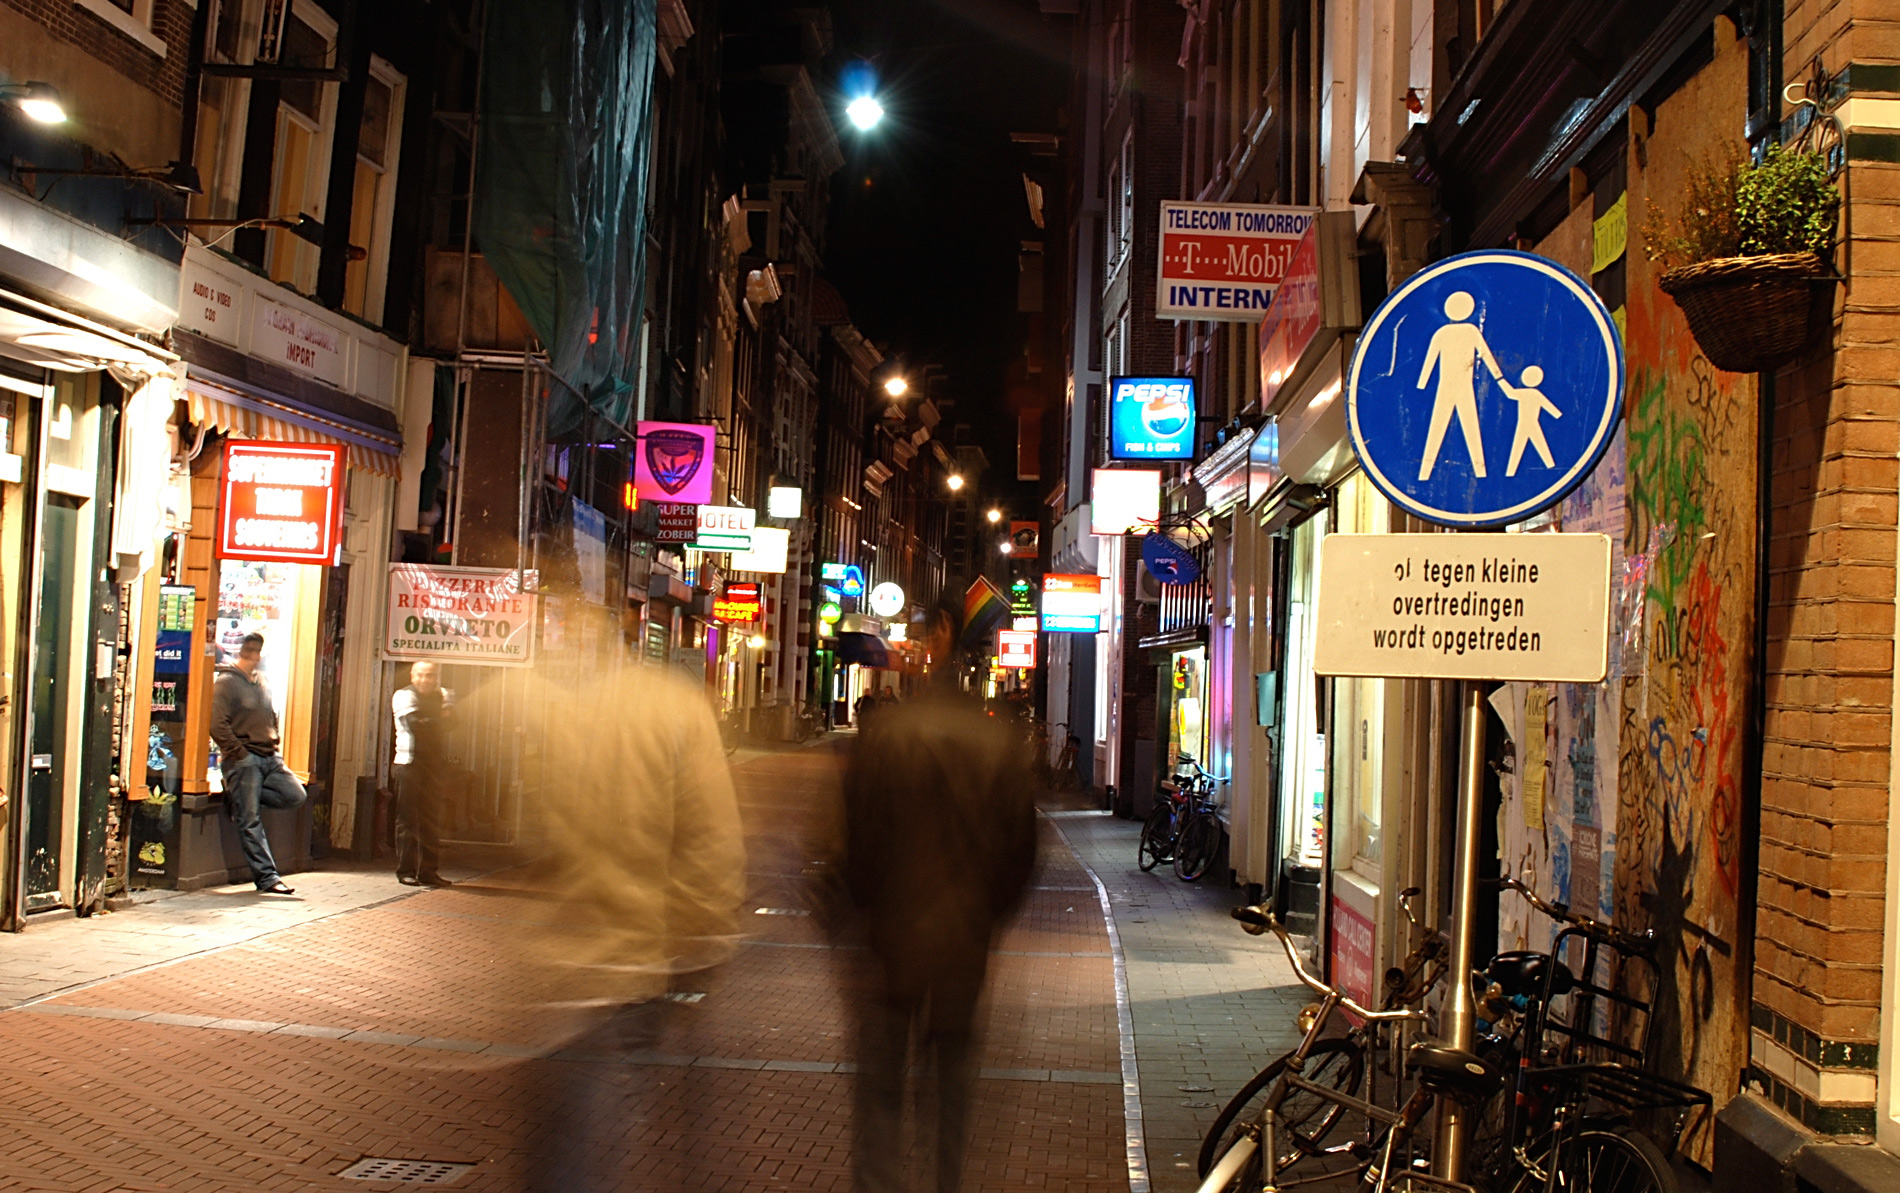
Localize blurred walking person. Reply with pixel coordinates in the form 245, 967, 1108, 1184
527, 640, 746, 1191
392, 661, 453, 887
210, 633, 305, 895
843, 593, 1037, 1192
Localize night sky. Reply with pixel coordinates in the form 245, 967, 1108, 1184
821, 0, 1070, 487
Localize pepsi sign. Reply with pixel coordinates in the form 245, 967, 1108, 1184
1109, 376, 1196, 460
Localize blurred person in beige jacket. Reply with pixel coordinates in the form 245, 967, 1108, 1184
526, 651, 746, 1190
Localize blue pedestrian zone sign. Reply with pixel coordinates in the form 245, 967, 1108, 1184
1346, 251, 1624, 528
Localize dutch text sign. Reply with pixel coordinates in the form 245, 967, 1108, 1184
385, 565, 539, 667
1157, 201, 1316, 320
217, 441, 346, 566
1312, 533, 1611, 683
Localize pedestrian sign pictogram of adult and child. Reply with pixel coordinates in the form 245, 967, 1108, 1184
1347, 251, 1624, 529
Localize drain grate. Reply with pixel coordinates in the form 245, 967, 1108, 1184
339, 1158, 474, 1185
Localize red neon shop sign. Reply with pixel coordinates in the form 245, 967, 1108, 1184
216, 440, 347, 565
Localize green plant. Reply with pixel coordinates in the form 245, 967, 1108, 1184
1643, 145, 1837, 269
1736, 144, 1837, 255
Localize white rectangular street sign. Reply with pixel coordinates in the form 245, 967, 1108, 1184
1313, 533, 1611, 683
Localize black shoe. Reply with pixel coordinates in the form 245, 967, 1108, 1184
418, 874, 453, 887
397, 874, 422, 887
259, 881, 296, 895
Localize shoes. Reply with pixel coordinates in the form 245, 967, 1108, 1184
397, 874, 422, 887
259, 881, 296, 895
419, 874, 453, 887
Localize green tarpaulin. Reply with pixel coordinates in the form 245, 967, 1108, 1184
475, 0, 657, 434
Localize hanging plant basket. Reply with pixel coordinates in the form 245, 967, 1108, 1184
1656, 252, 1831, 373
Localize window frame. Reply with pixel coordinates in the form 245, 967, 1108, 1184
73, 0, 168, 59
265, 0, 341, 293
342, 55, 408, 323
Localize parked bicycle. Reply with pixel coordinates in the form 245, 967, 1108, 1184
1136, 754, 1222, 876
1171, 761, 1228, 882
1030, 721, 1082, 791
1195, 879, 1709, 1193
1196, 887, 1449, 1183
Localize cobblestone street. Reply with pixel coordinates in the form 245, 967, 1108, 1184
0, 745, 1309, 1192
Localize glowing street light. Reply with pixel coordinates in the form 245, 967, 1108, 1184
998, 541, 1012, 556
846, 95, 884, 131
883, 375, 908, 397
946, 474, 965, 492
747, 634, 767, 649
986, 508, 1003, 523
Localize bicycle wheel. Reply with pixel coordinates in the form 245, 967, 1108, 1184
1174, 812, 1219, 881
1505, 1126, 1676, 1193
1138, 804, 1175, 871
1196, 1036, 1366, 1180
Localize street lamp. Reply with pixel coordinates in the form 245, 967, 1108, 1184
946, 474, 965, 492
998, 541, 1012, 556
846, 95, 885, 131
747, 634, 767, 649
883, 375, 908, 397
986, 508, 1003, 523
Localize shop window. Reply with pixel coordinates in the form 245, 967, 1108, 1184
1329, 472, 1391, 874
1279, 507, 1328, 872
343, 62, 407, 321
267, 4, 339, 293
212, 559, 321, 784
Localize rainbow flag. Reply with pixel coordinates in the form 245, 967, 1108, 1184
962, 577, 1013, 649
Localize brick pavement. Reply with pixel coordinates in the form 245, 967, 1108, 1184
1047, 809, 1306, 1193
0, 742, 1134, 1192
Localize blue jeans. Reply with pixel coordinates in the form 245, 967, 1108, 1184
223, 752, 306, 888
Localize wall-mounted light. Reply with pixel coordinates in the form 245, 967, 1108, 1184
883, 375, 908, 397
986, 508, 1003, 523
4, 82, 67, 125
946, 474, 965, 492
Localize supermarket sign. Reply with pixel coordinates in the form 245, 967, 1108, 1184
385, 564, 539, 667
217, 440, 346, 565
1157, 201, 1317, 321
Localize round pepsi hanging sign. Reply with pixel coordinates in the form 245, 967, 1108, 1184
1141, 533, 1201, 585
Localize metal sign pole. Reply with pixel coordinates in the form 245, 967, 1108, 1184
1432, 681, 1488, 1182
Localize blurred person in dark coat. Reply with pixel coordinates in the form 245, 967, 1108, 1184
843, 592, 1038, 1193
527, 650, 747, 1191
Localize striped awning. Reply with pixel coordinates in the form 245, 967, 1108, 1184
184, 371, 402, 477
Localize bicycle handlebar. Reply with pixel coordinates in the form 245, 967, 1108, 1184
1231, 905, 1430, 1025
1488, 875, 1656, 955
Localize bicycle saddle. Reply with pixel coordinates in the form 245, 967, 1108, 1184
1408, 1042, 1505, 1103
1486, 950, 1576, 999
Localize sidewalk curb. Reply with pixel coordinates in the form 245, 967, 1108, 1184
1044, 809, 1152, 1193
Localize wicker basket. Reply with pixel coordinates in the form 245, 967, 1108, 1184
1656, 252, 1830, 373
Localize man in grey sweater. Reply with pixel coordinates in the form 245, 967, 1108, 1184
210, 633, 306, 894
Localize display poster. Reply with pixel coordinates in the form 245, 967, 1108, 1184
385, 564, 540, 667
1329, 896, 1378, 1011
